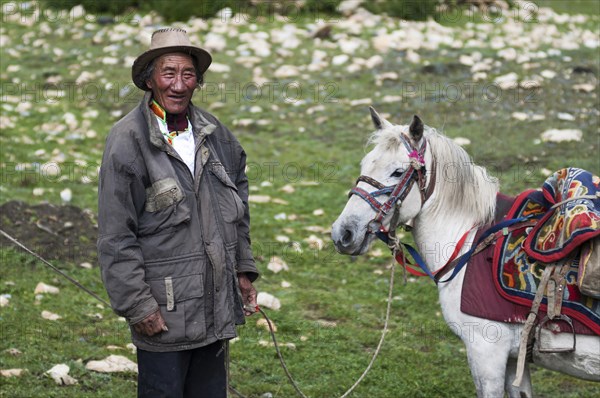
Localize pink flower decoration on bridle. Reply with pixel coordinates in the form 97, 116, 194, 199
408, 150, 425, 169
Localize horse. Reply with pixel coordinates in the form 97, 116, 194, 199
331, 107, 600, 398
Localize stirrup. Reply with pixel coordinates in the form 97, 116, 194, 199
536, 314, 576, 353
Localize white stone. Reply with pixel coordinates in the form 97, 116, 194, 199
573, 83, 594, 92
210, 62, 231, 73
1, 369, 25, 377
248, 195, 271, 203
332, 54, 350, 66
494, 73, 519, 90
275, 235, 290, 243
540, 69, 557, 79
46, 364, 77, 385
267, 256, 289, 273
304, 235, 324, 250
541, 129, 583, 143
280, 184, 295, 193
34, 282, 60, 294
557, 112, 575, 121
511, 112, 529, 121
257, 292, 281, 310
41, 310, 62, 321
60, 188, 72, 203
337, 0, 363, 15
86, 355, 138, 373
274, 65, 300, 78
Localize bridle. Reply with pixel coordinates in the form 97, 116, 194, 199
348, 133, 436, 237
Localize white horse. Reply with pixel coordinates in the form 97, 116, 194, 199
331, 108, 600, 397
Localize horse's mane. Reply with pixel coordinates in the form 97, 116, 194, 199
369, 125, 499, 226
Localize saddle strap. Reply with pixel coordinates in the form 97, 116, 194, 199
513, 264, 555, 387
547, 261, 571, 319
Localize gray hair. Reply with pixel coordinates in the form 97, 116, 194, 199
139, 56, 205, 89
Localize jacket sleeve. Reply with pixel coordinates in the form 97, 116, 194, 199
97, 134, 158, 325
234, 146, 259, 282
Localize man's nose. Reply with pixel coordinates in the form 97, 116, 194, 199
171, 75, 186, 91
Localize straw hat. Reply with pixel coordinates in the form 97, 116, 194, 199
132, 28, 212, 91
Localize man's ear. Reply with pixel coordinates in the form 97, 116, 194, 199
145, 79, 153, 90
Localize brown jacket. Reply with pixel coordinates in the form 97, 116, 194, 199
97, 92, 258, 352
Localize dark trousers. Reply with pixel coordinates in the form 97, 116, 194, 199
137, 341, 227, 398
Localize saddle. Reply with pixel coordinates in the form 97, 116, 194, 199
461, 168, 600, 360
522, 168, 600, 298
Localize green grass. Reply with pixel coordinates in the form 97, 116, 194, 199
1, 2, 599, 398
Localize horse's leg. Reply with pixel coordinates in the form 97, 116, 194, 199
505, 357, 532, 398
465, 339, 510, 398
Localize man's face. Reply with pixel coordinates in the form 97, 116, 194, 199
146, 53, 197, 115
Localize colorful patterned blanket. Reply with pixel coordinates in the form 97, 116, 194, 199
523, 168, 600, 262
492, 169, 600, 335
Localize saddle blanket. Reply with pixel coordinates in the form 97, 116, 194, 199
461, 182, 600, 335
523, 168, 600, 262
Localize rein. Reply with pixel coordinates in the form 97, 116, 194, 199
347, 134, 539, 285
349, 134, 432, 236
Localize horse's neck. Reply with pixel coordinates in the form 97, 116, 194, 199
412, 211, 479, 274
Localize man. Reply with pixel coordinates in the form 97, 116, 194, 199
97, 28, 259, 398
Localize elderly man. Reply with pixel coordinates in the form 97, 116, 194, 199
97, 28, 259, 398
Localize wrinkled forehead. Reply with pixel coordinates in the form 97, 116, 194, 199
155, 52, 196, 69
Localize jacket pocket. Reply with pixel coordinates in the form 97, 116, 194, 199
139, 178, 191, 236
208, 161, 245, 223
145, 177, 185, 212
143, 254, 206, 344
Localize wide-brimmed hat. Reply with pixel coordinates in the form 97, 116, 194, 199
132, 28, 212, 91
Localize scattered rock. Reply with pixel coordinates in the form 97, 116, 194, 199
41, 310, 62, 321
267, 256, 289, 274
46, 364, 78, 385
541, 129, 583, 143
257, 292, 281, 310
5, 348, 22, 356
86, 355, 138, 373
256, 318, 276, 332
34, 282, 60, 295
1, 369, 26, 377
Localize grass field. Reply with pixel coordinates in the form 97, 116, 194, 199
1, 1, 599, 397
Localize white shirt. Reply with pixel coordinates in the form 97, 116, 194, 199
155, 117, 196, 177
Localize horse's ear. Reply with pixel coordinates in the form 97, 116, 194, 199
369, 106, 392, 130
409, 115, 424, 141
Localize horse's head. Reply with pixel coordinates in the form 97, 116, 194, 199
332, 107, 434, 255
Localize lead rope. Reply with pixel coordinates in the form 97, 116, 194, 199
1, 228, 395, 397
233, 260, 396, 398
232, 207, 403, 398
0, 228, 111, 307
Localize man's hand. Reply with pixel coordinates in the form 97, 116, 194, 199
133, 309, 168, 336
238, 273, 258, 316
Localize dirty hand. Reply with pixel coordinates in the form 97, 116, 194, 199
238, 273, 258, 316
133, 309, 168, 336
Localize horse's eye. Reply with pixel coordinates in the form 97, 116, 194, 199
391, 169, 404, 178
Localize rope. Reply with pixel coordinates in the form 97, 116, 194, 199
1, 227, 395, 397
0, 228, 111, 307
239, 260, 397, 398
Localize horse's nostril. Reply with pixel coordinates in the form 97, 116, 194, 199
342, 229, 353, 245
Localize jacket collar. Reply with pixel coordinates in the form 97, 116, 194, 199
141, 91, 216, 151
